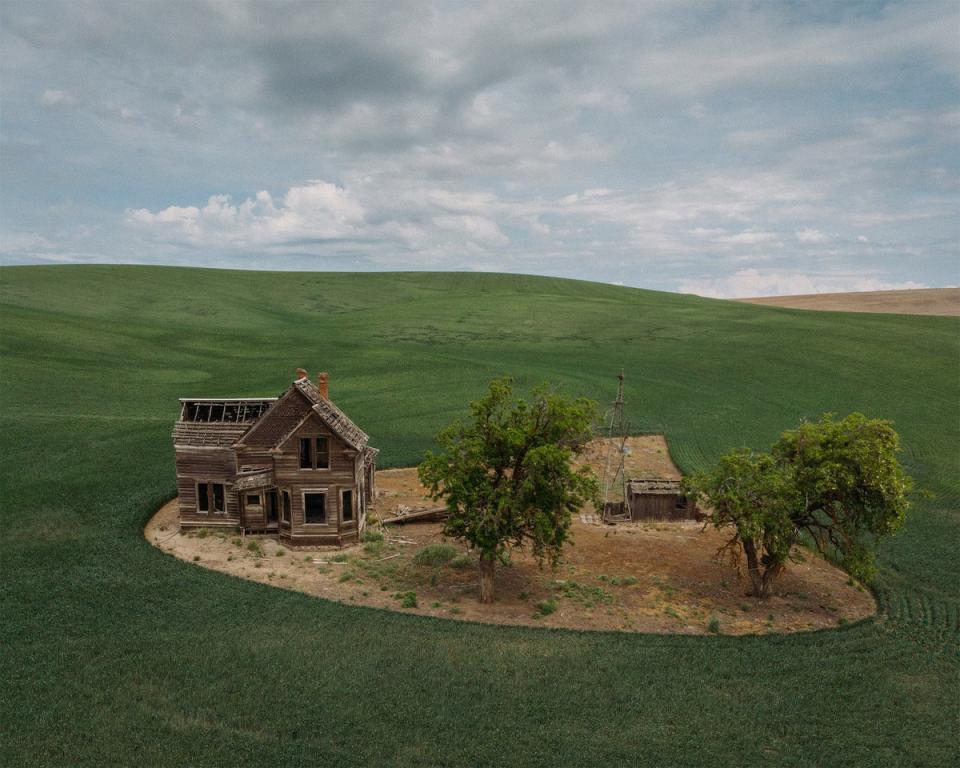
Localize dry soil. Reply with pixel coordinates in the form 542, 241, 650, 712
146, 436, 875, 635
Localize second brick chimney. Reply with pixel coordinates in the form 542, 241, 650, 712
317, 371, 329, 399
295, 367, 308, 381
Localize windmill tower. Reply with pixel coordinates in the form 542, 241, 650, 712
601, 370, 631, 522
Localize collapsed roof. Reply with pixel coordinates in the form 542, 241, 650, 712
627, 478, 684, 495
171, 371, 373, 454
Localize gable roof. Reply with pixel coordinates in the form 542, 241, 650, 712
292, 377, 370, 451
236, 387, 313, 449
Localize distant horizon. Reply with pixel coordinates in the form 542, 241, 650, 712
2, 1, 958, 298
3, 261, 956, 300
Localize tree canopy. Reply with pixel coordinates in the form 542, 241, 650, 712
418, 377, 600, 603
684, 413, 912, 598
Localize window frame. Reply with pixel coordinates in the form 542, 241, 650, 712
196, 480, 226, 514
281, 489, 291, 524
302, 489, 329, 525
340, 488, 354, 523
298, 436, 331, 471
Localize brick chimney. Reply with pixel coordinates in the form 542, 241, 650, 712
295, 367, 308, 381
317, 371, 329, 399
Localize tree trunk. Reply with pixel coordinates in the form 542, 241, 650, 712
478, 553, 496, 603
743, 539, 767, 598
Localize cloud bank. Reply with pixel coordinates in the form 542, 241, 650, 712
2, 0, 958, 296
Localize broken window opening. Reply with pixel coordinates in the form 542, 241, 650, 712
304, 492, 326, 524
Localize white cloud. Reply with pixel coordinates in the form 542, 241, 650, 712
431, 214, 507, 244
126, 181, 365, 246
39, 88, 75, 106
716, 230, 781, 245
796, 228, 827, 243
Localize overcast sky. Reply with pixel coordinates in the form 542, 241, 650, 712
2, 1, 958, 296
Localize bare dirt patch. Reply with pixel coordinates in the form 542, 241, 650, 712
146, 436, 875, 635
736, 287, 960, 317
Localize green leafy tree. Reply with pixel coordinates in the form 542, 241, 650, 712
684, 413, 912, 599
418, 377, 600, 603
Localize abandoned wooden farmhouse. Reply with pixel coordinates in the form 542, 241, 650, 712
172, 369, 378, 547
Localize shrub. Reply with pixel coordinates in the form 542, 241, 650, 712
449, 554, 472, 570
275, 549, 284, 557
393, 591, 417, 608
196, 528, 209, 539
246, 540, 263, 557
707, 616, 721, 634
361, 530, 384, 543
598, 574, 638, 586
413, 544, 458, 567
330, 552, 350, 563
534, 600, 557, 617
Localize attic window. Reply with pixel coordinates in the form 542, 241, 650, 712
299, 437, 330, 470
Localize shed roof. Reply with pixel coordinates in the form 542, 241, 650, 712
627, 478, 683, 495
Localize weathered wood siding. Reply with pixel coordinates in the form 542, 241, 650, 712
274, 411, 360, 544
175, 446, 240, 526
628, 493, 696, 521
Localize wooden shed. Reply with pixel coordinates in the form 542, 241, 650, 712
173, 368, 378, 547
626, 478, 696, 521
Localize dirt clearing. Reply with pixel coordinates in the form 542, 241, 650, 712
146, 435, 875, 635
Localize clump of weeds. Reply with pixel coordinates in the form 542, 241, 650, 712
534, 600, 557, 618
413, 544, 458, 567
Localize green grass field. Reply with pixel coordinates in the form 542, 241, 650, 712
2, 265, 957, 767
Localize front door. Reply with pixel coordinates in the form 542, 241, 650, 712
265, 489, 279, 526
244, 492, 263, 526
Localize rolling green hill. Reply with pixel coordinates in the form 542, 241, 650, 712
2, 265, 957, 767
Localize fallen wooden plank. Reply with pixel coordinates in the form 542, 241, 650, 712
382, 507, 448, 524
